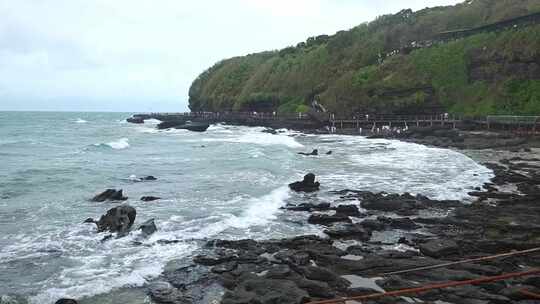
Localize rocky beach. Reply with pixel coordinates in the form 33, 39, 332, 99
138, 127, 540, 304
1, 112, 539, 304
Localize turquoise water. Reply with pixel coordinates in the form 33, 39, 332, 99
0, 112, 493, 303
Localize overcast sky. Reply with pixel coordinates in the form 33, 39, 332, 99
0, 0, 462, 112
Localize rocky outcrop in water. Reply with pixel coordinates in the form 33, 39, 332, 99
141, 196, 161, 202
288, 173, 320, 192
54, 299, 78, 304
85, 205, 136, 234
139, 219, 157, 235
298, 149, 318, 156
91, 189, 128, 202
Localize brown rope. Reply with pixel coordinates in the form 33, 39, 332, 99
306, 269, 540, 304
520, 289, 540, 299
382, 247, 540, 276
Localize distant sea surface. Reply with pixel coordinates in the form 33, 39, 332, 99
0, 111, 493, 303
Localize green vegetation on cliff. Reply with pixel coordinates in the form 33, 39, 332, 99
189, 0, 540, 115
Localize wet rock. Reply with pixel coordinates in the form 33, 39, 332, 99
91, 189, 128, 202
262, 128, 278, 134
211, 261, 238, 274
142, 175, 157, 181
83, 217, 96, 224
289, 173, 320, 192
275, 250, 311, 266
127, 116, 144, 124
308, 213, 351, 226
335, 204, 362, 217
265, 265, 292, 279
221, 273, 309, 304
298, 149, 318, 156
148, 281, 192, 304
323, 223, 372, 241
54, 300, 78, 304
138, 219, 157, 235
284, 202, 331, 212
377, 216, 421, 230
95, 205, 136, 234
194, 249, 237, 266
359, 219, 386, 231
419, 239, 459, 258
326, 151, 333, 155
141, 196, 161, 202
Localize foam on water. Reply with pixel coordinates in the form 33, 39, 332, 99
28, 231, 196, 304
185, 186, 290, 239
75, 118, 87, 124
319, 136, 493, 201
202, 126, 304, 148
105, 138, 130, 150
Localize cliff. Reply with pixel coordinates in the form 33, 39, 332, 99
188, 0, 540, 116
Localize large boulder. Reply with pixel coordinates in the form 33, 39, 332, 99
221, 273, 309, 304
298, 149, 318, 156
127, 117, 144, 124
335, 204, 362, 217
323, 223, 372, 240
138, 219, 157, 235
308, 213, 351, 226
141, 196, 161, 202
91, 189, 127, 202
55, 300, 78, 304
419, 239, 459, 258
94, 205, 137, 234
289, 173, 320, 192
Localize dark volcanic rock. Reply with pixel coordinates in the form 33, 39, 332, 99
377, 216, 421, 230
95, 205, 136, 234
148, 281, 192, 304
138, 219, 157, 235
289, 173, 320, 192
284, 202, 331, 212
308, 213, 352, 226
91, 189, 128, 202
419, 239, 459, 258
157, 120, 186, 129
323, 223, 372, 240
221, 273, 309, 304
141, 196, 161, 202
335, 204, 362, 217
127, 116, 144, 124
142, 175, 157, 181
55, 299, 78, 304
298, 149, 318, 156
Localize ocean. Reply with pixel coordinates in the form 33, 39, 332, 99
0, 111, 493, 303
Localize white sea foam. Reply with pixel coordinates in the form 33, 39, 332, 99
339, 139, 493, 201
144, 119, 162, 125
105, 138, 130, 150
6, 221, 197, 304
203, 128, 304, 148
186, 186, 290, 239
74, 118, 87, 124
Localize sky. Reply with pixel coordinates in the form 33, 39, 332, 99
0, 0, 462, 112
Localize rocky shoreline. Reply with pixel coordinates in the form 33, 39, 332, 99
49, 122, 540, 304
139, 151, 540, 303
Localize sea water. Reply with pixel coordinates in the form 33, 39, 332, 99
0, 112, 493, 303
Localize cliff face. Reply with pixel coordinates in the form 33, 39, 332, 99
189, 0, 540, 116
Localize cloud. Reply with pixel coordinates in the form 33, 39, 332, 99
0, 0, 462, 111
